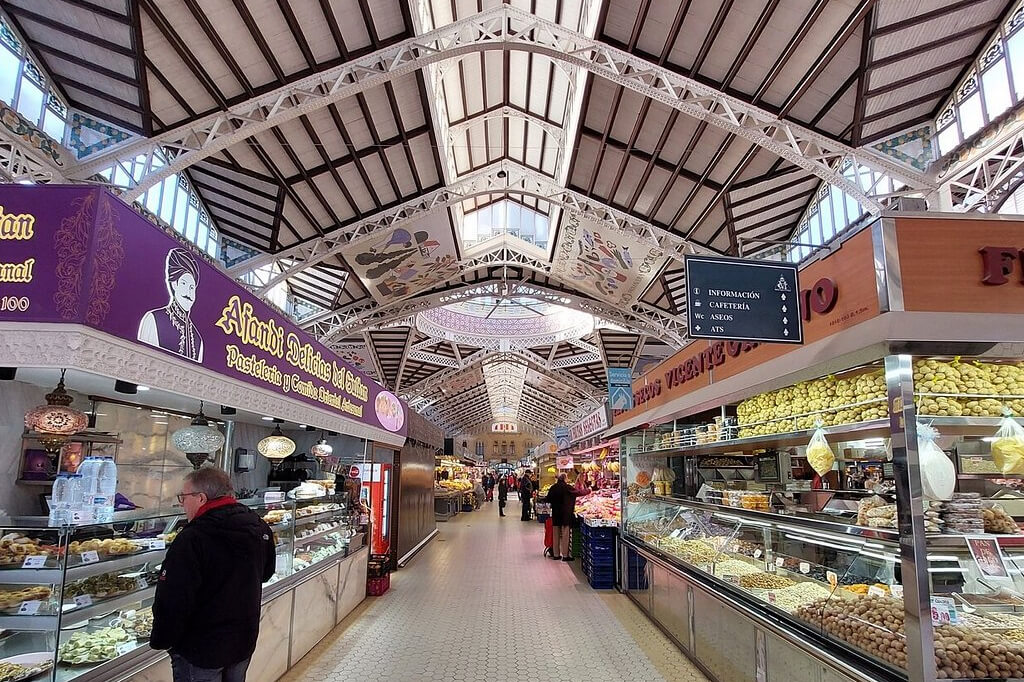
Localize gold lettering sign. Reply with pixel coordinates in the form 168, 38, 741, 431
0, 207, 34, 241
216, 295, 285, 357
0, 258, 35, 283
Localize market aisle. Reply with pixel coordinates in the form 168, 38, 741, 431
282, 500, 709, 682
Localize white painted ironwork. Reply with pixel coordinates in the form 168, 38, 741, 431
0, 128, 66, 183
306, 278, 687, 346
232, 161, 702, 295
67, 5, 932, 211
935, 108, 1024, 212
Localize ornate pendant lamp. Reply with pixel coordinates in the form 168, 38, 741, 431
258, 425, 296, 461
171, 401, 226, 469
24, 369, 88, 454
310, 431, 333, 460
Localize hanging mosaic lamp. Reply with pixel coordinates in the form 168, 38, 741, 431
310, 432, 333, 459
258, 425, 296, 460
172, 401, 226, 469
24, 369, 88, 453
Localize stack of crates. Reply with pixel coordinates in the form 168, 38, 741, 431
366, 553, 391, 596
580, 523, 617, 589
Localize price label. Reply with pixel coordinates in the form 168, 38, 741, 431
73, 594, 93, 608
80, 550, 99, 564
767, 591, 777, 604
753, 549, 763, 559
868, 586, 888, 598
670, 529, 683, 539
136, 578, 148, 591
890, 584, 904, 599
264, 491, 285, 504
17, 600, 41, 615
21, 555, 46, 568
723, 574, 740, 585
775, 557, 786, 568
931, 596, 959, 625
826, 571, 838, 588
799, 562, 811, 574
147, 539, 166, 550
115, 642, 135, 656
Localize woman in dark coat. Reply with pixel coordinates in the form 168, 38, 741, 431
497, 478, 508, 517
519, 471, 536, 521
542, 473, 580, 561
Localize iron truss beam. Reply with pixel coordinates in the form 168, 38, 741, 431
65, 5, 932, 209
305, 277, 687, 347
935, 107, 1024, 212
232, 161, 705, 293
402, 347, 602, 408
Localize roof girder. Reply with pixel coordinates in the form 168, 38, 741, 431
64, 5, 932, 211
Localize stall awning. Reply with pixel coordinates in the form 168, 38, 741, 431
570, 439, 620, 458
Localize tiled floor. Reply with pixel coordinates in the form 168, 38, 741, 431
282, 500, 710, 682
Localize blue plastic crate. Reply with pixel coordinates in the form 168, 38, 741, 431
588, 578, 615, 589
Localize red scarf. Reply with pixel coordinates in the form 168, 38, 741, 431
194, 495, 237, 519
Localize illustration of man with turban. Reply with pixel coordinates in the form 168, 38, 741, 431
137, 248, 204, 362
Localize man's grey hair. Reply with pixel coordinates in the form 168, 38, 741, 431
185, 466, 233, 499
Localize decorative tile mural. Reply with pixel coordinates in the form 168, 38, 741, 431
551, 212, 666, 306
340, 209, 462, 303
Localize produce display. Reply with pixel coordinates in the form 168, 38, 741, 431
795, 595, 1024, 678
436, 479, 473, 492
574, 492, 620, 523
59, 627, 132, 664
736, 369, 886, 437
0, 585, 52, 610
712, 559, 760, 578
738, 572, 796, 589
766, 582, 834, 612
68, 539, 141, 556
0, 534, 51, 566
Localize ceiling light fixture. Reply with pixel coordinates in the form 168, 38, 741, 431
311, 431, 333, 460
261, 416, 274, 421
171, 401, 226, 469
24, 368, 88, 454
258, 425, 296, 461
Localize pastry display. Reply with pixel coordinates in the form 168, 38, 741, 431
983, 505, 1020, 534
262, 510, 290, 525
63, 573, 138, 600
0, 659, 52, 682
59, 627, 132, 664
69, 538, 141, 556
0, 586, 52, 610
119, 608, 153, 639
0, 535, 51, 566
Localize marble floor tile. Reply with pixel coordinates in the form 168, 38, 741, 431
282, 501, 709, 682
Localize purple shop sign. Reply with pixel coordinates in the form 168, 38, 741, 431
0, 185, 406, 437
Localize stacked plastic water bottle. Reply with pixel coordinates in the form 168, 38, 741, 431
61, 456, 118, 525
47, 473, 82, 527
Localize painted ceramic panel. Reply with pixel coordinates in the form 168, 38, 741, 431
340, 210, 461, 303
552, 212, 666, 305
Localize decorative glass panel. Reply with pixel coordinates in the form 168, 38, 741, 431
982, 61, 1012, 122
22, 58, 43, 87
959, 91, 984, 138
0, 17, 22, 53
15, 76, 44, 121
0, 48, 19, 105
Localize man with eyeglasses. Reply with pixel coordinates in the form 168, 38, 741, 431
151, 467, 275, 682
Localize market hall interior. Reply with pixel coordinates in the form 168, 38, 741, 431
281, 501, 708, 682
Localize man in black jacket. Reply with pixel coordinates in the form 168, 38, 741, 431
151, 467, 275, 682
542, 473, 581, 561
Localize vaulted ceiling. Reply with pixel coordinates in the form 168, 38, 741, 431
4, 0, 1011, 435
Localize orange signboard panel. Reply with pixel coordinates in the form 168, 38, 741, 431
896, 217, 1024, 314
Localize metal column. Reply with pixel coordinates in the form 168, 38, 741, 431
885, 354, 935, 682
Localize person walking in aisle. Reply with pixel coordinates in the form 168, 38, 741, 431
519, 470, 536, 521
497, 477, 508, 517
473, 477, 485, 510
542, 473, 582, 561
151, 466, 275, 682
484, 473, 494, 501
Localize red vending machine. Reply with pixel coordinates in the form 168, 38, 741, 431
357, 462, 392, 556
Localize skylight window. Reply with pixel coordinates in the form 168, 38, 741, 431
462, 200, 550, 249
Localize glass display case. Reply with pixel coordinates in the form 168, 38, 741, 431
0, 496, 360, 682
620, 354, 1024, 682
